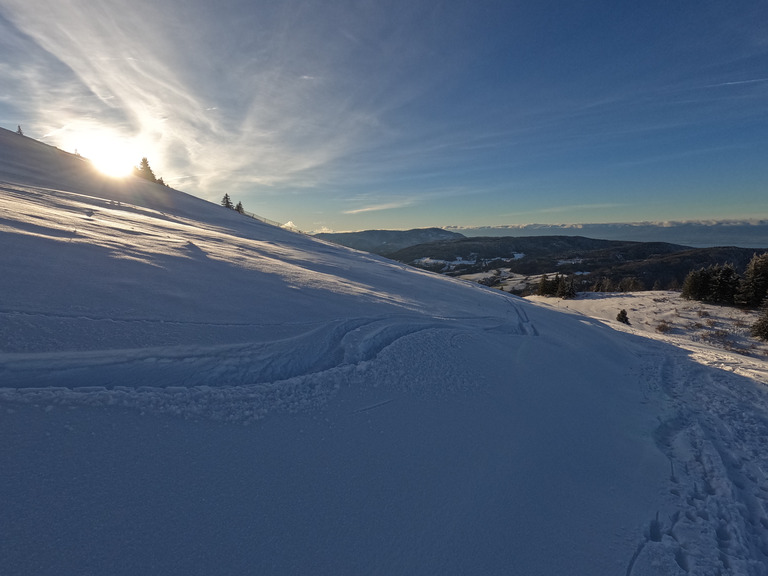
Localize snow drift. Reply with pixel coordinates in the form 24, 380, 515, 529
1, 128, 768, 575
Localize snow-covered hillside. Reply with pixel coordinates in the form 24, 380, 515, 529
2, 128, 768, 575
528, 292, 768, 380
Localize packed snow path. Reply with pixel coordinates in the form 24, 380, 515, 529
632, 347, 768, 575
2, 130, 768, 574
527, 295, 768, 575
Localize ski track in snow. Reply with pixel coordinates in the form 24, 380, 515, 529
0, 171, 537, 423
0, 310, 531, 421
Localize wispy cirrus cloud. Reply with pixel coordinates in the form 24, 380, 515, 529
704, 77, 768, 88
0, 0, 438, 200
1, 0, 766, 231
535, 203, 626, 214
342, 199, 416, 215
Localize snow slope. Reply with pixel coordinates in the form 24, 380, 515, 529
527, 292, 768, 382
2, 128, 768, 575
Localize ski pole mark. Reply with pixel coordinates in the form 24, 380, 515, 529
351, 398, 395, 414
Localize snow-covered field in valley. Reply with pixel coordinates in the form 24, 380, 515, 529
2, 128, 768, 575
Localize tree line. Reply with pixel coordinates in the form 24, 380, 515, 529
526, 252, 768, 340
681, 253, 768, 339
681, 253, 768, 307
536, 273, 576, 299
220, 193, 244, 214
132, 158, 249, 217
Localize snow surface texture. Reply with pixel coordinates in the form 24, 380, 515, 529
2, 129, 768, 575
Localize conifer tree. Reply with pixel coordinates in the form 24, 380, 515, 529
221, 193, 234, 209
681, 264, 739, 304
235, 201, 244, 214
134, 157, 157, 183
682, 267, 707, 301
738, 252, 768, 308
750, 299, 768, 340
707, 263, 739, 305
16, 125, 23, 136
556, 275, 576, 299
536, 274, 552, 296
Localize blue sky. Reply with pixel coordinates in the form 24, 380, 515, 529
1, 0, 766, 232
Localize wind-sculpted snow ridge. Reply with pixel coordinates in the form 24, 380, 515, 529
0, 312, 530, 421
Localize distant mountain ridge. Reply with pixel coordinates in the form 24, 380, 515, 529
330, 231, 766, 291
314, 227, 464, 255
388, 235, 689, 264
449, 222, 768, 249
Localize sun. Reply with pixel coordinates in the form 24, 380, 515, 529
75, 133, 136, 178
88, 144, 135, 178
90, 152, 134, 178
